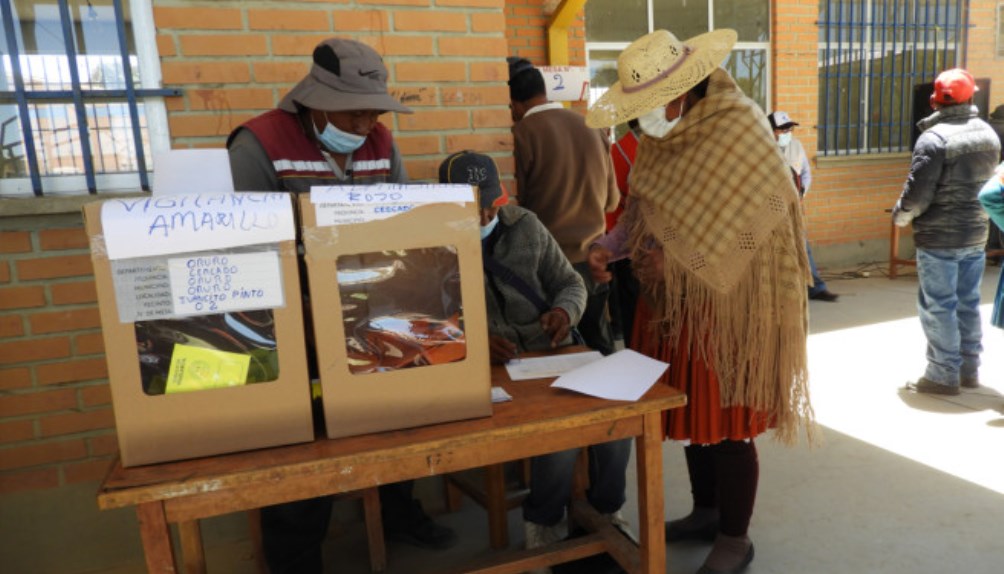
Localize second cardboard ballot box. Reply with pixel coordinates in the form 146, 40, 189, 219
84, 193, 315, 467
301, 185, 492, 438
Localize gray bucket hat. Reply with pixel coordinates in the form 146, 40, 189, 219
278, 38, 412, 114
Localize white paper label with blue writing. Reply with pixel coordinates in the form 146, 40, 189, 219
167, 252, 284, 316
100, 192, 296, 260
111, 259, 175, 322
311, 184, 474, 227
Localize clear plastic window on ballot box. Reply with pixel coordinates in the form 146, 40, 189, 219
109, 245, 285, 396
336, 246, 466, 374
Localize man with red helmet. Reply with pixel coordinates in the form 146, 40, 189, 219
892, 68, 1001, 395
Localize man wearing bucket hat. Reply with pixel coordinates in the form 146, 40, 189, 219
227, 38, 457, 573
507, 57, 621, 358
892, 68, 1000, 396
767, 110, 840, 303
586, 29, 814, 574
440, 151, 633, 571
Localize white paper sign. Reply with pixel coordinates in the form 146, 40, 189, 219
539, 66, 591, 101
110, 259, 175, 322
101, 192, 295, 260
167, 251, 284, 316
152, 149, 235, 196
311, 184, 474, 227
551, 349, 669, 401
505, 351, 604, 381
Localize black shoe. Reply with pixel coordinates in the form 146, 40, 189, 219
961, 377, 980, 389
385, 515, 457, 550
664, 518, 719, 543
906, 377, 961, 396
809, 290, 839, 302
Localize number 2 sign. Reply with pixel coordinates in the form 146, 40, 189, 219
538, 66, 591, 102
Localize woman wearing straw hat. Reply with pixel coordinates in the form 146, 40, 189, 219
587, 29, 815, 574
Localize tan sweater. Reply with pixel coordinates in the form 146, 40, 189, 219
513, 105, 619, 264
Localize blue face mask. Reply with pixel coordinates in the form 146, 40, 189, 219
315, 121, 366, 154
480, 214, 499, 240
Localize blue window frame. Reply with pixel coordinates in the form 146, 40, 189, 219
0, 0, 178, 197
818, 0, 968, 156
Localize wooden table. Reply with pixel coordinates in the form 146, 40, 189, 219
98, 351, 686, 574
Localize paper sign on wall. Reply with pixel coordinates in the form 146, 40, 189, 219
539, 66, 590, 102
100, 192, 295, 260
167, 251, 284, 316
311, 184, 474, 227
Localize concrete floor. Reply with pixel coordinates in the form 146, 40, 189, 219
3, 265, 1004, 573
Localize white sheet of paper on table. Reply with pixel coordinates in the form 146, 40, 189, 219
551, 349, 669, 401
504, 351, 604, 381
490, 386, 513, 403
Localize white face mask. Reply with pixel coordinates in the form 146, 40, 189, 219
480, 214, 499, 240
638, 98, 686, 139
778, 132, 793, 148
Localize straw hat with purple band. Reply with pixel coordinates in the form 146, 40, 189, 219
439, 151, 509, 210
279, 38, 412, 114
586, 28, 737, 129
767, 111, 800, 131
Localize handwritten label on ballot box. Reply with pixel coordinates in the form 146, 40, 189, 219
167, 252, 284, 316
100, 192, 295, 260
311, 184, 474, 227
539, 66, 590, 102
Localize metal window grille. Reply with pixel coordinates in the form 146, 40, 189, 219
0, 0, 178, 197
818, 0, 968, 156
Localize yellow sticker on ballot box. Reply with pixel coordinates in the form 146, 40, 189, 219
165, 343, 251, 394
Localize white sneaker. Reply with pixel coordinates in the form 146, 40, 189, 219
604, 510, 638, 545
523, 521, 561, 574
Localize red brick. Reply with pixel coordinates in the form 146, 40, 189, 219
0, 231, 31, 253
247, 10, 331, 31
389, 87, 437, 108
396, 135, 442, 156
80, 384, 112, 408
0, 420, 35, 444
16, 255, 93, 281
89, 433, 119, 457
473, 108, 514, 129
332, 10, 389, 31
64, 458, 116, 484
0, 286, 46, 310
0, 468, 60, 494
161, 61, 251, 85
441, 86, 510, 106
40, 408, 116, 437
168, 113, 254, 138
153, 7, 243, 30
157, 35, 176, 58
0, 388, 77, 417
0, 367, 31, 390
180, 34, 268, 57
395, 62, 467, 83
470, 62, 508, 82
0, 439, 87, 471
74, 333, 105, 356
392, 11, 467, 32
29, 308, 101, 335
0, 315, 24, 338
38, 228, 88, 251
402, 158, 440, 181
187, 88, 276, 112
271, 35, 332, 57
359, 0, 429, 5
361, 35, 435, 57
397, 110, 470, 131
0, 262, 9, 283
36, 358, 108, 386
438, 0, 504, 6
439, 37, 509, 58
253, 62, 309, 84
445, 133, 513, 153
471, 12, 506, 33
0, 337, 71, 365
50, 281, 97, 305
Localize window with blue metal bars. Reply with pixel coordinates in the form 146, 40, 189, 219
0, 0, 178, 197
818, 0, 967, 156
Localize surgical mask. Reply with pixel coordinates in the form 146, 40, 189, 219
638, 98, 686, 138
314, 121, 366, 154
778, 132, 793, 148
480, 214, 499, 240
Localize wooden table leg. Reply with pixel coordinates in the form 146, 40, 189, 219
889, 221, 900, 279
136, 502, 178, 573
635, 412, 666, 574
361, 487, 387, 572
485, 463, 510, 550
179, 520, 206, 574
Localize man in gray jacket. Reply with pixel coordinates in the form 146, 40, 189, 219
892, 68, 1001, 395
440, 151, 633, 571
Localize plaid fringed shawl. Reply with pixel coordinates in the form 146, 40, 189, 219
627, 69, 815, 444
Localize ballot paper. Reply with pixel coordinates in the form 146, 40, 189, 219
491, 386, 513, 403
505, 351, 603, 381
551, 349, 669, 401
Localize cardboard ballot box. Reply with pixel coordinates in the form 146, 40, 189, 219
300, 185, 492, 439
84, 193, 314, 467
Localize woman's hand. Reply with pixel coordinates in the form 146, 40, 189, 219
539, 308, 571, 348
488, 335, 518, 364
587, 245, 613, 284
633, 246, 665, 284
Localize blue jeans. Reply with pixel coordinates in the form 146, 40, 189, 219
523, 438, 632, 526
915, 246, 985, 386
806, 241, 828, 296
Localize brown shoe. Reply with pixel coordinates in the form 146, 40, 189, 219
961, 377, 979, 389
907, 377, 960, 396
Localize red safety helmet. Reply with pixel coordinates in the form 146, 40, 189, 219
931, 68, 977, 106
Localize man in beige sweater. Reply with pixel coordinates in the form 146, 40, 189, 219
508, 58, 620, 355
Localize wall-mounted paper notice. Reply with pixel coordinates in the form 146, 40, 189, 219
152, 149, 235, 196
101, 192, 295, 260
168, 251, 284, 316
311, 184, 474, 227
